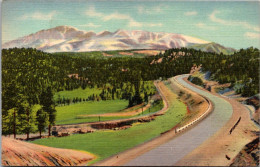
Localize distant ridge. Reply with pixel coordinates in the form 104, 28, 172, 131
3, 25, 235, 54
188, 42, 236, 55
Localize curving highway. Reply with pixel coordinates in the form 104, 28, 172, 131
124, 74, 233, 166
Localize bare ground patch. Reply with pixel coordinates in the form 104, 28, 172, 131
1, 137, 95, 166
230, 137, 259, 166
118, 52, 134, 56
132, 50, 164, 56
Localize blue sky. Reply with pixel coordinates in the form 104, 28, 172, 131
2, 0, 260, 49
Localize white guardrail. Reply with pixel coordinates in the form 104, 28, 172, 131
176, 101, 212, 133
172, 76, 213, 133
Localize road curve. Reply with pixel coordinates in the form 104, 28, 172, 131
124, 74, 233, 166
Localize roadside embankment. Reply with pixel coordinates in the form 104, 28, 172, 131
1, 137, 95, 166
168, 76, 213, 132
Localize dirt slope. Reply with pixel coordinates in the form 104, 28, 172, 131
1, 137, 95, 166
168, 78, 209, 127
230, 137, 259, 166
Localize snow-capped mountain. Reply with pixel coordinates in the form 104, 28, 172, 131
3, 25, 212, 52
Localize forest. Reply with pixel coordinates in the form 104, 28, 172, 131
2, 47, 259, 138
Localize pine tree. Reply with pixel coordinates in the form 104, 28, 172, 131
17, 99, 36, 140
2, 108, 17, 137
39, 87, 57, 136
36, 108, 48, 137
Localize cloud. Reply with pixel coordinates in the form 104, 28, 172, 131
195, 23, 216, 30
244, 32, 260, 39
129, 19, 143, 27
85, 6, 103, 17
101, 12, 143, 27
79, 23, 100, 28
184, 11, 197, 16
146, 23, 163, 27
209, 10, 260, 32
137, 5, 166, 14
21, 11, 57, 20
85, 6, 163, 28
103, 12, 132, 21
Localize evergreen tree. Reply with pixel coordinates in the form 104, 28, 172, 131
2, 108, 17, 137
39, 87, 56, 136
36, 108, 48, 137
17, 99, 36, 140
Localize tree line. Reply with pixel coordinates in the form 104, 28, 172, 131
56, 82, 155, 106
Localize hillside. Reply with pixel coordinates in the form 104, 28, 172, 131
2, 25, 233, 53
230, 138, 259, 166
1, 137, 95, 166
188, 42, 236, 55
150, 47, 259, 97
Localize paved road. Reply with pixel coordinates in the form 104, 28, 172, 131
125, 75, 233, 166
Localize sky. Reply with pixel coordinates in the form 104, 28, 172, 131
2, 0, 260, 49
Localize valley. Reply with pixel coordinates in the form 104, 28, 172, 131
1, 29, 259, 167
30, 80, 187, 164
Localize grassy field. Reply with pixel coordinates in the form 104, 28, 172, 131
54, 87, 102, 101
104, 50, 147, 58
56, 100, 163, 125
53, 51, 105, 59
31, 93, 186, 164
54, 82, 157, 125
53, 50, 150, 59
75, 100, 163, 120
56, 100, 128, 125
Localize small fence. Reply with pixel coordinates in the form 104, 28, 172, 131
176, 99, 212, 133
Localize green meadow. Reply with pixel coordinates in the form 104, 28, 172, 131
54, 82, 159, 125
56, 100, 128, 125
56, 100, 163, 125
54, 87, 102, 101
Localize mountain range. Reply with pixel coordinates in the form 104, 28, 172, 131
2, 26, 235, 54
